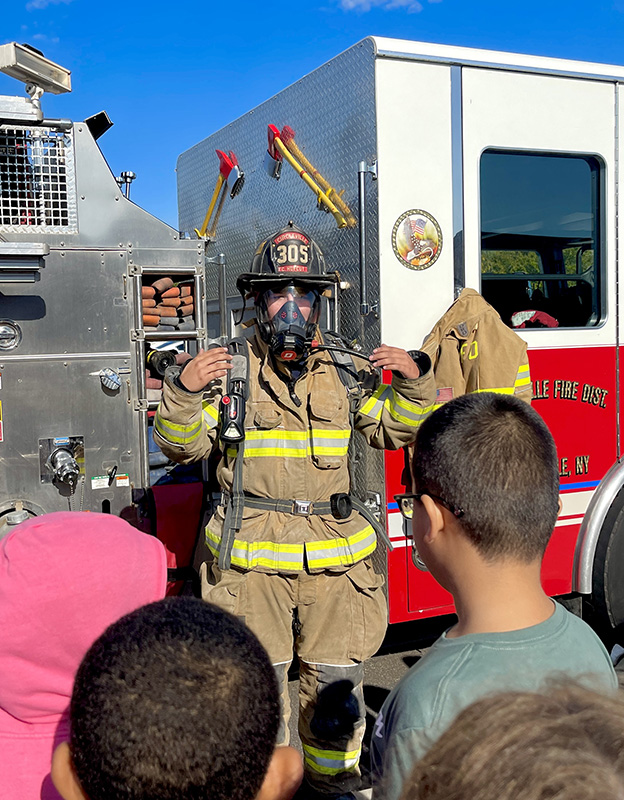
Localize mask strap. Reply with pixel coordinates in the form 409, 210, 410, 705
234, 293, 248, 327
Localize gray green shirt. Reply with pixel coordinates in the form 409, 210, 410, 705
371, 602, 617, 800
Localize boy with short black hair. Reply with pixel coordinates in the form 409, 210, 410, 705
51, 597, 303, 800
371, 392, 617, 800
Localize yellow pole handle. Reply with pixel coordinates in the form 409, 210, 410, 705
206, 180, 229, 240
194, 173, 225, 238
274, 139, 347, 229
284, 139, 356, 226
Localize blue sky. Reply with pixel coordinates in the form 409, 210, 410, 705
2, 0, 624, 227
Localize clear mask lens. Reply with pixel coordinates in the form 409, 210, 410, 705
265, 285, 317, 319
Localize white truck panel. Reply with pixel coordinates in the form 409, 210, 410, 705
375, 58, 456, 349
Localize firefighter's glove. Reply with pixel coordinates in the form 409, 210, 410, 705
370, 344, 421, 379
178, 347, 232, 392
310, 680, 360, 740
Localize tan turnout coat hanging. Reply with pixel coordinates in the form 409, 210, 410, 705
420, 288, 532, 407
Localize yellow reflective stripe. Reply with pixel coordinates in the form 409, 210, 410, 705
233, 428, 351, 459
206, 528, 304, 571
241, 429, 309, 458
307, 544, 375, 570
153, 414, 201, 445
472, 387, 515, 396
385, 389, 434, 428
202, 401, 219, 430
245, 430, 308, 441
361, 384, 432, 428
310, 428, 350, 457
303, 743, 361, 775
306, 525, 376, 569
514, 363, 531, 388
360, 385, 390, 421
244, 447, 308, 458
206, 524, 376, 571
312, 446, 349, 456
308, 525, 373, 551
390, 392, 435, 417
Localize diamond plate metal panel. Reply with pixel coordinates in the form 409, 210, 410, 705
178, 40, 379, 339
178, 39, 388, 579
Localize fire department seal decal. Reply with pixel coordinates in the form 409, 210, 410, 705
392, 210, 442, 270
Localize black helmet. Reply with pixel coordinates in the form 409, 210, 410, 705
236, 222, 337, 297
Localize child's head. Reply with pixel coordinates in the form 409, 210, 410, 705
52, 597, 283, 800
400, 683, 624, 800
412, 392, 559, 565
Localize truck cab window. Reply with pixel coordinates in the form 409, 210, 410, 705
480, 151, 602, 329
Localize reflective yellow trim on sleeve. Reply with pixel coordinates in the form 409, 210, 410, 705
302, 743, 361, 775
359, 385, 390, 421
385, 389, 435, 428
202, 400, 220, 430
360, 384, 433, 428
514, 363, 531, 389
153, 414, 202, 445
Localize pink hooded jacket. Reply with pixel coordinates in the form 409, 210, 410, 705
0, 512, 168, 800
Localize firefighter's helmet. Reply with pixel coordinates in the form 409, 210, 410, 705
237, 223, 336, 361
236, 222, 337, 296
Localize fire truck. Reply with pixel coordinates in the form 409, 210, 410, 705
3, 38, 624, 636
176, 37, 624, 637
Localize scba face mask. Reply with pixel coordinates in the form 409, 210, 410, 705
258, 284, 320, 361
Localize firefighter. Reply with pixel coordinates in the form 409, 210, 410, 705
154, 223, 436, 799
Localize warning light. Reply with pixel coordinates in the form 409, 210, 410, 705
222, 395, 231, 405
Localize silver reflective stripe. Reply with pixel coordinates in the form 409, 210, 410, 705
306, 525, 376, 569
241, 435, 309, 458
386, 389, 434, 427
230, 543, 304, 567
360, 385, 392, 421
202, 401, 220, 430
302, 743, 361, 775
310, 429, 350, 456
515, 363, 531, 390
153, 414, 202, 445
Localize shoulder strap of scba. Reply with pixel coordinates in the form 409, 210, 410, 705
218, 337, 249, 570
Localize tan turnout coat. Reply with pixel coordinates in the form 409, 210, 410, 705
421, 288, 532, 406
154, 334, 436, 574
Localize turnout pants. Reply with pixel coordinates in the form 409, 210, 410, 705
202, 559, 387, 796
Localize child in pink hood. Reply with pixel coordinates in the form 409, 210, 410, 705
0, 511, 168, 800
